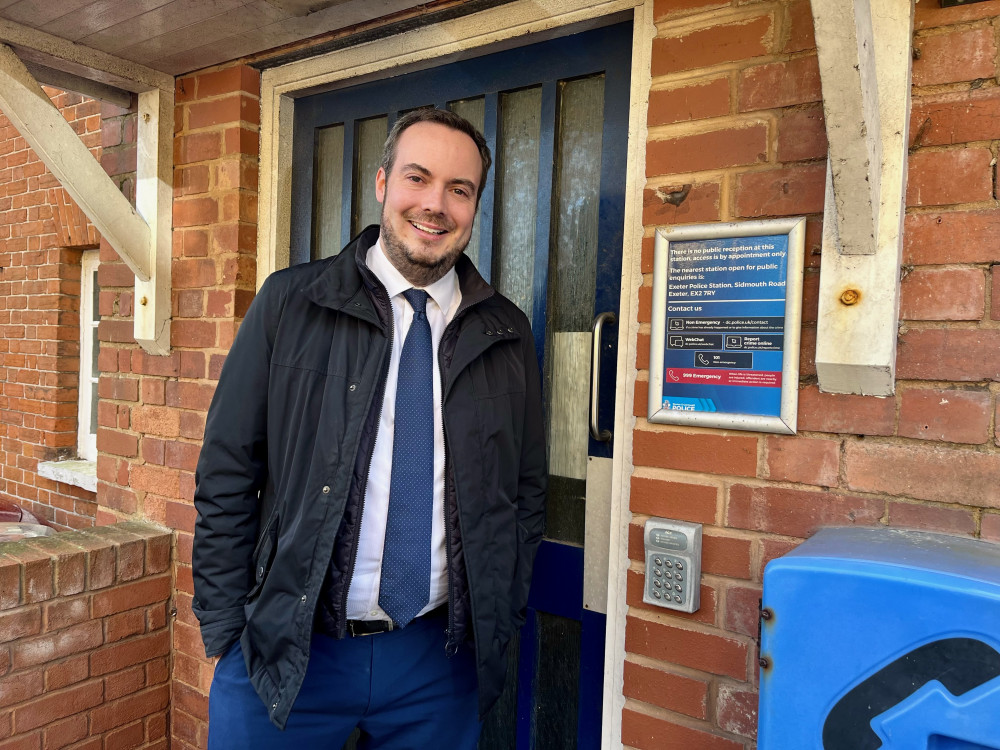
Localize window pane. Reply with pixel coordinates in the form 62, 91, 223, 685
312, 124, 345, 260
448, 97, 486, 271
548, 74, 604, 334
352, 116, 387, 236
493, 87, 542, 319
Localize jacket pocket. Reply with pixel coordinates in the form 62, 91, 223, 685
247, 511, 279, 601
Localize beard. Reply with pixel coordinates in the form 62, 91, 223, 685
379, 209, 470, 287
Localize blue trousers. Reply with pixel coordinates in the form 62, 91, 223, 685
208, 612, 481, 749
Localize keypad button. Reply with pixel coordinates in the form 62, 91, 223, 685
674, 595, 682, 603
676, 562, 684, 570
665, 571, 673, 579
654, 568, 663, 577
675, 574, 683, 582
664, 560, 673, 568
653, 591, 662, 599
653, 580, 662, 589
674, 584, 682, 592
654, 557, 663, 566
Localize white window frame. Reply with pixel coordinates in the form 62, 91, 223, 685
77, 250, 100, 461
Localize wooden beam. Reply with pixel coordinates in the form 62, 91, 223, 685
134, 87, 173, 355
0, 43, 152, 280
0, 18, 172, 93
814, 0, 913, 395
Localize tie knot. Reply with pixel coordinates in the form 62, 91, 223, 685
402, 288, 429, 315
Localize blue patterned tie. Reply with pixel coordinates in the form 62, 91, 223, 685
379, 289, 434, 627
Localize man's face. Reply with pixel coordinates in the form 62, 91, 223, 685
376, 121, 482, 287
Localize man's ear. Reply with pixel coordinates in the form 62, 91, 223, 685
375, 167, 386, 203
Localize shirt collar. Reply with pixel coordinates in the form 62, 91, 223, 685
367, 236, 458, 314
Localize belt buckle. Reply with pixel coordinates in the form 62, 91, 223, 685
347, 619, 394, 637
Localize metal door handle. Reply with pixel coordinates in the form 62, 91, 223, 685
590, 311, 616, 442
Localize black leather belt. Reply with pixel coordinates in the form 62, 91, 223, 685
345, 603, 447, 637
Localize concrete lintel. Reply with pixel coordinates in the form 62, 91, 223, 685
0, 43, 152, 280
814, 0, 913, 396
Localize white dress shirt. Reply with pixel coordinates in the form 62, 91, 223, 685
345, 238, 461, 621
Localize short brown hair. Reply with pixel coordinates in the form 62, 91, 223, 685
381, 108, 492, 201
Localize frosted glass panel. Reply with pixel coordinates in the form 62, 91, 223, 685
494, 87, 542, 319
548, 75, 604, 333
448, 97, 485, 271
312, 124, 344, 260
352, 116, 387, 236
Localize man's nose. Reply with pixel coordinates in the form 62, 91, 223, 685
421, 185, 447, 215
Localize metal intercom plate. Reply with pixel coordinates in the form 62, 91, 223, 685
643, 519, 702, 613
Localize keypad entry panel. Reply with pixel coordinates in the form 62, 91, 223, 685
643, 519, 702, 613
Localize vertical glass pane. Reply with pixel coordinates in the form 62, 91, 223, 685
549, 74, 604, 334
312, 124, 345, 260
535, 612, 581, 749
493, 87, 542, 319
89, 375, 99, 434
91, 267, 100, 323
544, 75, 605, 542
448, 96, 486, 271
352, 116, 387, 236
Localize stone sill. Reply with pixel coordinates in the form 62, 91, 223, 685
37, 459, 97, 493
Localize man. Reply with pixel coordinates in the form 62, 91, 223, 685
192, 108, 547, 748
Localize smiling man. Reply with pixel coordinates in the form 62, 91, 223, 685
193, 109, 547, 749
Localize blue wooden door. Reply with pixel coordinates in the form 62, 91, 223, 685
292, 22, 632, 748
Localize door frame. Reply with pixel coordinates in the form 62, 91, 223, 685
256, 2, 653, 746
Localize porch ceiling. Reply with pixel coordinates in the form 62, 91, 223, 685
0, 0, 435, 77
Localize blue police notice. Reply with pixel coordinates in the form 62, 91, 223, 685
662, 234, 789, 417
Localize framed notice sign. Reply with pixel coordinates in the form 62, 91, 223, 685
648, 218, 806, 434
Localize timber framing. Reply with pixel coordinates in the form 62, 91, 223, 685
0, 20, 173, 354
813, 0, 914, 395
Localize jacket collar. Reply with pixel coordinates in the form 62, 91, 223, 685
301, 224, 496, 324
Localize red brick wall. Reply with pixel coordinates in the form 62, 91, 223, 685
627, 2, 1000, 748
95, 64, 261, 749
0, 89, 109, 530
0, 522, 172, 749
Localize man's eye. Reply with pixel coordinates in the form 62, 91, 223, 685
406, 175, 423, 183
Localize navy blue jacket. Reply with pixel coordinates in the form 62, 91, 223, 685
192, 227, 547, 728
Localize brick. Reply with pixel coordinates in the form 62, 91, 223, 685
900, 267, 985, 321
630, 476, 718, 524
0, 607, 41, 641
173, 196, 219, 228
764, 435, 840, 486
897, 329, 1000, 381
906, 148, 993, 207
44, 654, 89, 691
42, 596, 89, 631
643, 183, 720, 225
727, 484, 883, 537
634, 429, 757, 477
622, 707, 743, 750
12, 679, 102, 732
911, 89, 1000, 148
723, 584, 762, 637
982, 513, 1000, 542
776, 106, 826, 162
735, 163, 826, 218
993, 271, 1000, 322
0, 666, 43, 708
97, 376, 138, 402
131, 406, 181, 437
845, 441, 1000, 507
196, 66, 260, 98
11, 620, 103, 670
173, 258, 217, 288
784, 0, 816, 53
91, 629, 170, 679
25, 538, 85, 597
59, 533, 115, 591
106, 609, 146, 644
172, 678, 209, 717
739, 55, 821, 112
187, 94, 259, 131
648, 78, 729, 127
797, 385, 896, 436
92, 575, 171, 618
41, 714, 87, 749
716, 682, 758, 739
171, 319, 217, 348
626, 616, 748, 679
105, 665, 145, 701
913, 27, 997, 87
174, 132, 222, 165
97, 428, 139, 458
703, 533, 752, 579
888, 501, 976, 536
647, 123, 767, 176
623, 660, 708, 719
652, 16, 773, 76
90, 684, 169, 734
0, 556, 21, 609
898, 387, 991, 444
2, 544, 53, 604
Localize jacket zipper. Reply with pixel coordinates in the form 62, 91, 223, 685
339, 287, 394, 636
439, 293, 495, 653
